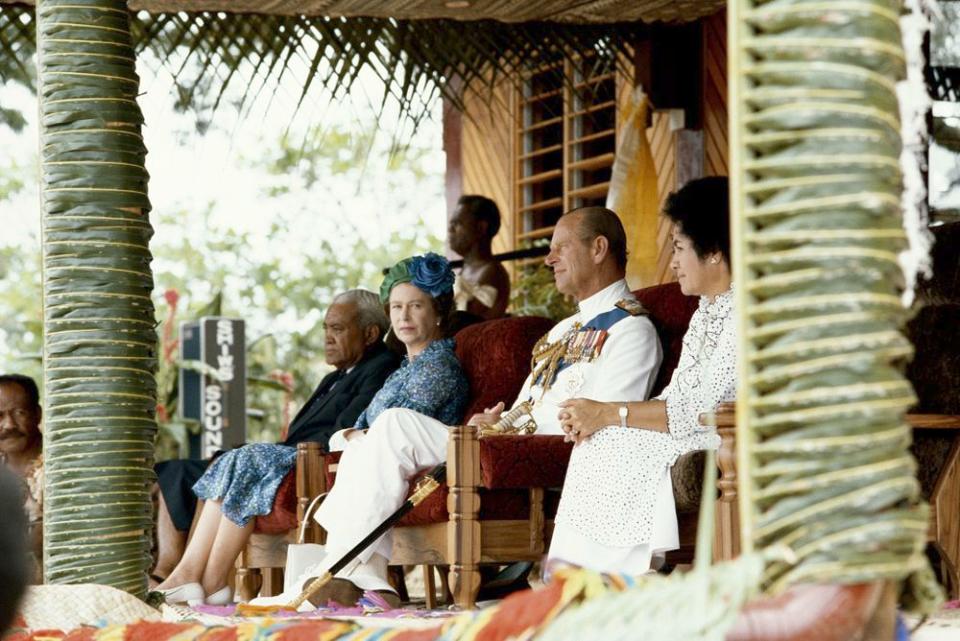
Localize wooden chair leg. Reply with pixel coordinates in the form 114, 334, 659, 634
448, 426, 481, 609
423, 565, 437, 609
441, 566, 453, 604
387, 565, 409, 603
235, 566, 262, 602
259, 568, 284, 598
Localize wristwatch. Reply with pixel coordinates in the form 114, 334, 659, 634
618, 405, 629, 428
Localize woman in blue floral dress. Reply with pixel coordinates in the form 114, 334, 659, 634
157, 253, 469, 605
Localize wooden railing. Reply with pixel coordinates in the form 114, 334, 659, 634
699, 402, 960, 598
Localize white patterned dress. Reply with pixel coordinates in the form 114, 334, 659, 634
548, 288, 737, 574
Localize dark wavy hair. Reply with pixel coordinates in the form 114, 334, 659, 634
0, 374, 39, 409
662, 176, 731, 265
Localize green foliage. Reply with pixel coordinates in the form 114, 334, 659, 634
0, 157, 26, 200
0, 243, 42, 384
509, 239, 576, 321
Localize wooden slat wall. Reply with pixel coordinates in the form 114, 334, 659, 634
456, 10, 728, 285
461, 81, 515, 257
702, 9, 728, 177
647, 110, 685, 285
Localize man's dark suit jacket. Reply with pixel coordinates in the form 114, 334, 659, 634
156, 342, 399, 531
282, 342, 399, 447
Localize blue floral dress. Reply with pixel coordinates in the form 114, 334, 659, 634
193, 338, 468, 526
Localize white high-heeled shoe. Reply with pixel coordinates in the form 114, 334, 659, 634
205, 586, 233, 606
157, 582, 204, 604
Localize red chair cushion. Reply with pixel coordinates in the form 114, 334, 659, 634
253, 469, 298, 534
633, 282, 699, 396
479, 435, 572, 489
454, 316, 555, 419
396, 486, 563, 526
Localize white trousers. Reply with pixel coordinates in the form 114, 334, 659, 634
312, 408, 449, 590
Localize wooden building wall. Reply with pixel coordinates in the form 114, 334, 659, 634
460, 81, 515, 257
448, 9, 729, 289
702, 9, 729, 178
649, 8, 729, 284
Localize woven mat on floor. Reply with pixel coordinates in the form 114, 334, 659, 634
14, 584, 161, 630
162, 602, 454, 629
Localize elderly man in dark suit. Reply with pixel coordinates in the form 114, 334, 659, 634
152, 289, 399, 583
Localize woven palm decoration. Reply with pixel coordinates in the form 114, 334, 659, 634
727, 0, 941, 602
37, 0, 157, 598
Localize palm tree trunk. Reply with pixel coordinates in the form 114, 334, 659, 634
37, 0, 156, 598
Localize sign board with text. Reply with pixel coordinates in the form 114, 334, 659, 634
179, 317, 246, 458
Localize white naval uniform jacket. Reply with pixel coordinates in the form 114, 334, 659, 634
510, 279, 662, 438
507, 280, 664, 548
554, 287, 737, 548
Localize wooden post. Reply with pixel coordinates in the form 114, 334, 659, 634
296, 442, 326, 544
929, 428, 960, 599
715, 421, 741, 561
529, 487, 545, 553
447, 425, 481, 608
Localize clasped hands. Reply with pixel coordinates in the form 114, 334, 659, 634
557, 398, 610, 445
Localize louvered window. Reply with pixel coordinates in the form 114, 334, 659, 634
515, 59, 620, 247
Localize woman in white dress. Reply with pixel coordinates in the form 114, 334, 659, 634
550, 176, 735, 575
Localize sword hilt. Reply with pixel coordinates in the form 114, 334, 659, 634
480, 401, 537, 437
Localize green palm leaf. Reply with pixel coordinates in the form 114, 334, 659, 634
729, 0, 941, 610
37, 0, 156, 598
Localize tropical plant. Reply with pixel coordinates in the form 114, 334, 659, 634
509, 262, 577, 322
37, 0, 156, 598
0, 3, 647, 131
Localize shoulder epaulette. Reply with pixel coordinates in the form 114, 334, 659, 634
615, 298, 648, 317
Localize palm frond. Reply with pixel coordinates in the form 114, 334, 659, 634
1, 5, 647, 127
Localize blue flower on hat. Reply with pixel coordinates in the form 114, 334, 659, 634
380, 252, 455, 303
409, 252, 455, 299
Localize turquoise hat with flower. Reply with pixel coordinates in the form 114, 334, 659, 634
379, 252, 456, 304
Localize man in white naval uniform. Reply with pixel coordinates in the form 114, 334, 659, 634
301, 207, 662, 601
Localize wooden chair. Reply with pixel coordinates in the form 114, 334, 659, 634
704, 402, 960, 598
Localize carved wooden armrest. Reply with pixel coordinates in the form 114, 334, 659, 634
697, 405, 960, 431
907, 414, 960, 430
697, 402, 739, 561
295, 442, 327, 544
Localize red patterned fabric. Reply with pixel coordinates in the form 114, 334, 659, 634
324, 451, 343, 488
478, 435, 572, 489
633, 282, 699, 396
454, 316, 555, 419
253, 469, 298, 534
396, 486, 563, 526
